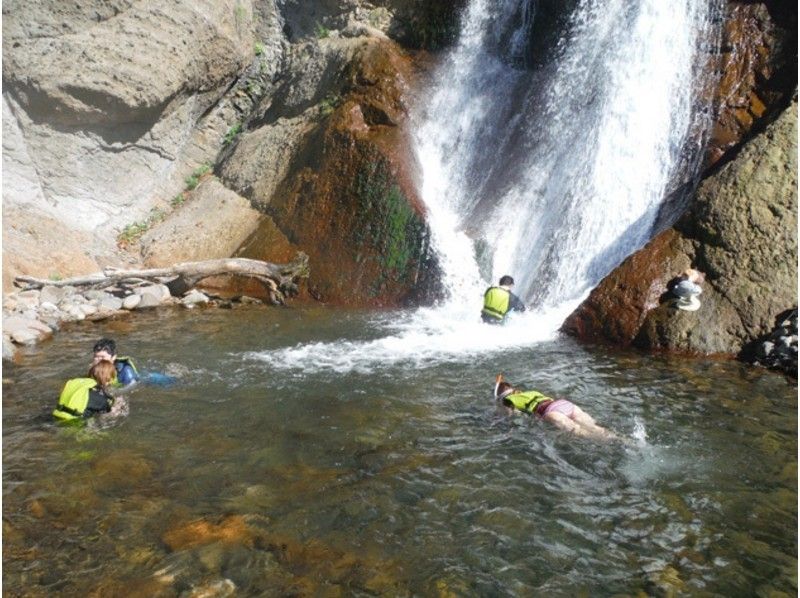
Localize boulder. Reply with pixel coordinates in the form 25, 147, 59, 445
564, 97, 797, 356
704, 2, 797, 167
230, 36, 441, 306
181, 290, 210, 307
140, 178, 263, 267
122, 294, 142, 310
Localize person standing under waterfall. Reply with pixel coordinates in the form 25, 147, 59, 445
481, 275, 526, 324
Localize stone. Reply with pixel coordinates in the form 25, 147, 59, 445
15, 290, 40, 310
4, 315, 51, 336
122, 294, 141, 310
10, 328, 40, 345
97, 296, 123, 312
181, 290, 209, 306
38, 301, 59, 313
135, 291, 163, 309
79, 304, 98, 317
39, 285, 68, 305
185, 578, 237, 598
161, 515, 254, 552
3, 335, 16, 361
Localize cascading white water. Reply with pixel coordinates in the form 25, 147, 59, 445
245, 0, 719, 372
414, 0, 717, 318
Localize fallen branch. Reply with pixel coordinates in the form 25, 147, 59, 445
14, 253, 309, 305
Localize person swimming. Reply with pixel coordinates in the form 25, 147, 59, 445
53, 360, 119, 421
493, 374, 618, 440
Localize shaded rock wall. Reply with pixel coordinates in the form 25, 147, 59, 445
563, 97, 797, 357
706, 0, 797, 167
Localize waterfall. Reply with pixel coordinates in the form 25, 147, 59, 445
413, 0, 719, 321
243, 0, 721, 373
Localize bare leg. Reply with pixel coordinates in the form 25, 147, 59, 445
546, 409, 618, 441
544, 412, 594, 438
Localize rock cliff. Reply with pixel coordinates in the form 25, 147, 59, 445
563, 97, 797, 360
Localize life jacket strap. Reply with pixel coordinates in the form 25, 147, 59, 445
54, 404, 83, 418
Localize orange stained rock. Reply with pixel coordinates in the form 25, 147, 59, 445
162, 514, 255, 551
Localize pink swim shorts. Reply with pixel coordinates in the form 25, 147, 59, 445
542, 399, 575, 417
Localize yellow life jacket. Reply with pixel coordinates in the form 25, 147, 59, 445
503, 390, 552, 414
482, 287, 511, 320
53, 378, 100, 421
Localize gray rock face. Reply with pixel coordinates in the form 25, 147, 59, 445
140, 178, 263, 266
2, 0, 254, 261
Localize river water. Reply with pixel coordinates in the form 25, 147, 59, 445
3, 306, 796, 596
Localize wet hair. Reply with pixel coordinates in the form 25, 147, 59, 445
89, 360, 116, 388
495, 381, 515, 400
93, 338, 117, 356
499, 275, 514, 286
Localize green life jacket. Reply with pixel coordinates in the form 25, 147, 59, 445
53, 378, 101, 421
482, 287, 511, 320
503, 390, 552, 414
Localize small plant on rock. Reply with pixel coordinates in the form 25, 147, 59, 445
254, 41, 265, 56
185, 163, 211, 190
315, 22, 330, 39
223, 122, 243, 146
319, 94, 341, 117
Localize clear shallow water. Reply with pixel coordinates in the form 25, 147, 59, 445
3, 306, 797, 596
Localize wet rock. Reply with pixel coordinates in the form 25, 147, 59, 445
185, 578, 237, 598
564, 98, 797, 358
181, 290, 210, 307
705, 2, 797, 167
91, 451, 153, 489
235, 37, 441, 306
162, 515, 255, 552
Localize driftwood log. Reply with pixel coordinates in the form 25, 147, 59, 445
14, 253, 309, 305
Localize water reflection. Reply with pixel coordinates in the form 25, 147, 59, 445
3, 307, 796, 595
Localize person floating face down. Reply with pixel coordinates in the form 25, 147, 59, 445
493, 374, 618, 441
92, 338, 139, 388
481, 275, 526, 324
53, 360, 118, 421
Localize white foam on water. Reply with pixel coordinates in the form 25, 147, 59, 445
243, 299, 580, 374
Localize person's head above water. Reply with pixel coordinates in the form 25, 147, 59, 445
93, 338, 117, 362
89, 359, 116, 388
494, 374, 517, 400
499, 275, 514, 287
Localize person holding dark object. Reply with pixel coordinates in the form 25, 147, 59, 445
481, 275, 526, 324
